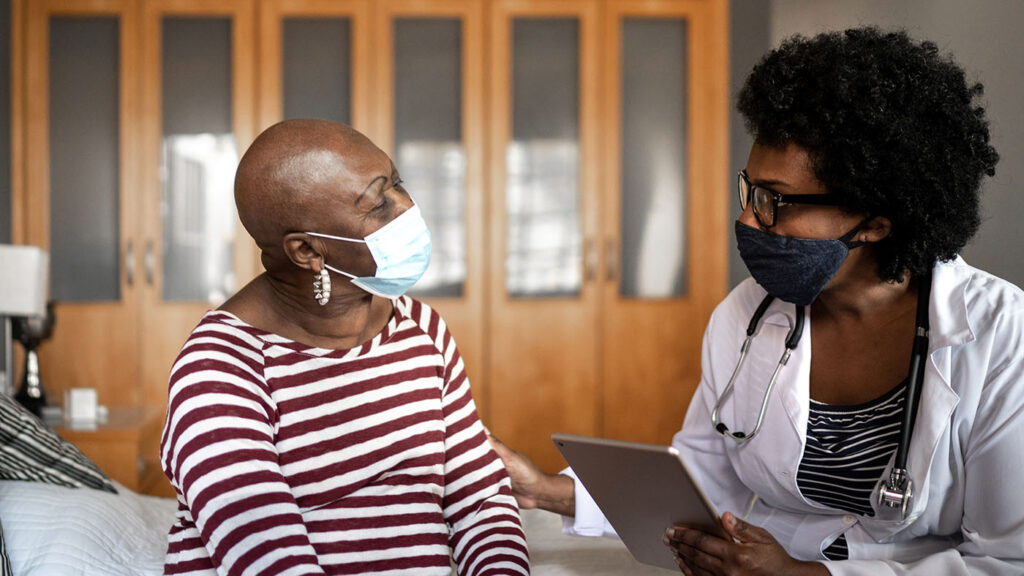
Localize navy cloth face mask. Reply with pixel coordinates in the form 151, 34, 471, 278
735, 220, 864, 306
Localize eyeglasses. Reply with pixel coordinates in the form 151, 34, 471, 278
738, 170, 841, 228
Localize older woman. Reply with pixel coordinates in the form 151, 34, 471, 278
492, 27, 1023, 575
161, 119, 529, 576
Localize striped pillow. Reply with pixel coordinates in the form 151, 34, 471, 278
0, 394, 116, 493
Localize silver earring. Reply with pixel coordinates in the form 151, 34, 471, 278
313, 268, 331, 305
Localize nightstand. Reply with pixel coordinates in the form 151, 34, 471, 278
53, 406, 174, 497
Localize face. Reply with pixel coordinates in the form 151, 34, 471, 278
740, 142, 861, 240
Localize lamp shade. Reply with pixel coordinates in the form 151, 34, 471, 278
0, 245, 49, 317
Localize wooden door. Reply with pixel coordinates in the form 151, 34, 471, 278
19, 0, 143, 407
601, 0, 728, 444
138, 0, 259, 408
488, 0, 603, 472
372, 0, 488, 414
257, 0, 372, 135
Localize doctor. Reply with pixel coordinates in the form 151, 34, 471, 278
491, 27, 1024, 575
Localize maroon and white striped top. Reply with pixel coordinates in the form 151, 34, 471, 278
160, 296, 530, 576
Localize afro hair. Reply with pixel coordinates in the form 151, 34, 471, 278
737, 27, 999, 282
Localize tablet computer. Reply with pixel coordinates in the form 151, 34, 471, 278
552, 433, 725, 571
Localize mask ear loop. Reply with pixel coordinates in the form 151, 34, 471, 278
838, 216, 875, 250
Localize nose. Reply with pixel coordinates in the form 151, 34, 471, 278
737, 200, 762, 230
394, 194, 414, 217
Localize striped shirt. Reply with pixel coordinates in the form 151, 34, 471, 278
796, 380, 906, 560
160, 297, 530, 576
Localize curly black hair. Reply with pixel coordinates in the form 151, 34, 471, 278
737, 27, 999, 283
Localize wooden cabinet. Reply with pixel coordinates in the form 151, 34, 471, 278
53, 406, 172, 496
12, 0, 728, 477
486, 0, 728, 471
15, 0, 258, 413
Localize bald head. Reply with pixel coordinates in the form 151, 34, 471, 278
234, 119, 383, 252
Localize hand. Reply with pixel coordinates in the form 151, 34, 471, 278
663, 512, 829, 576
487, 431, 575, 515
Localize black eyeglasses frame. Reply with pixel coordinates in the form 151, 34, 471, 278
737, 170, 841, 228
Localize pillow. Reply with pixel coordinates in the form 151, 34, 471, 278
0, 480, 177, 576
0, 394, 116, 493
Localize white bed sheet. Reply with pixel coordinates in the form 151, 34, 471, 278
0, 481, 677, 575
0, 480, 177, 576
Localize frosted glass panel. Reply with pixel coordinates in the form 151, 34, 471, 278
283, 18, 351, 124
49, 18, 120, 302
394, 19, 464, 298
161, 18, 237, 304
620, 18, 688, 298
506, 19, 581, 298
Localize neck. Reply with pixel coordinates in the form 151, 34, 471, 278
812, 257, 916, 322
260, 271, 386, 348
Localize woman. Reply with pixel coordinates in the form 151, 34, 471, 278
491, 28, 1023, 575
161, 119, 530, 576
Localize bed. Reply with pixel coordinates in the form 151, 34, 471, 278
0, 484, 675, 576
0, 393, 675, 575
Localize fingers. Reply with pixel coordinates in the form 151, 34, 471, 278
665, 525, 731, 560
721, 511, 772, 544
664, 525, 728, 576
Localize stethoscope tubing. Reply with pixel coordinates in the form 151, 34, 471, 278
711, 295, 805, 442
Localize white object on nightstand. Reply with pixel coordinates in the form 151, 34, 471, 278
65, 388, 99, 422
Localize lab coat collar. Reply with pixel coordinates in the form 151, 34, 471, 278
927, 256, 976, 350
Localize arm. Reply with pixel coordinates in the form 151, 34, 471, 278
487, 434, 575, 516
161, 325, 326, 576
435, 319, 530, 576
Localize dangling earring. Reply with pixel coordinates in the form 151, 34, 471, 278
313, 268, 331, 305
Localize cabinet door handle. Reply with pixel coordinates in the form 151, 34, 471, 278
125, 240, 135, 286
606, 238, 619, 282
144, 241, 155, 286
584, 238, 598, 282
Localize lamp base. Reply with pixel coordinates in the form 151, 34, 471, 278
15, 349, 46, 417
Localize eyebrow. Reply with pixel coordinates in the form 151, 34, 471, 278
747, 174, 789, 189
356, 175, 387, 205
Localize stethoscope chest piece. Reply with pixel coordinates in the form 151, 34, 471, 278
877, 468, 914, 521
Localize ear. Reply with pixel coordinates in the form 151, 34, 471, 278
858, 215, 892, 243
282, 232, 324, 272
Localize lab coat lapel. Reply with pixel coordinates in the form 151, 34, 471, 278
861, 259, 972, 541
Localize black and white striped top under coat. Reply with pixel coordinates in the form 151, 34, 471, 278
796, 379, 907, 560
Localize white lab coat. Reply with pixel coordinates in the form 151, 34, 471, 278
566, 257, 1024, 575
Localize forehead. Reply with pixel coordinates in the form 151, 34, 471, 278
331, 139, 395, 197
745, 142, 821, 192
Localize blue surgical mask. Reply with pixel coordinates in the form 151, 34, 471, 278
735, 220, 864, 306
307, 204, 432, 299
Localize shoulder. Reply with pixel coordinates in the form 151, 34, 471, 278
957, 260, 1024, 318
182, 310, 268, 354
394, 295, 448, 339
935, 258, 1024, 343
170, 311, 267, 382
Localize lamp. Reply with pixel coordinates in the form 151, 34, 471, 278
0, 245, 50, 410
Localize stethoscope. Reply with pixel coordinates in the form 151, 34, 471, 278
710, 270, 933, 522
